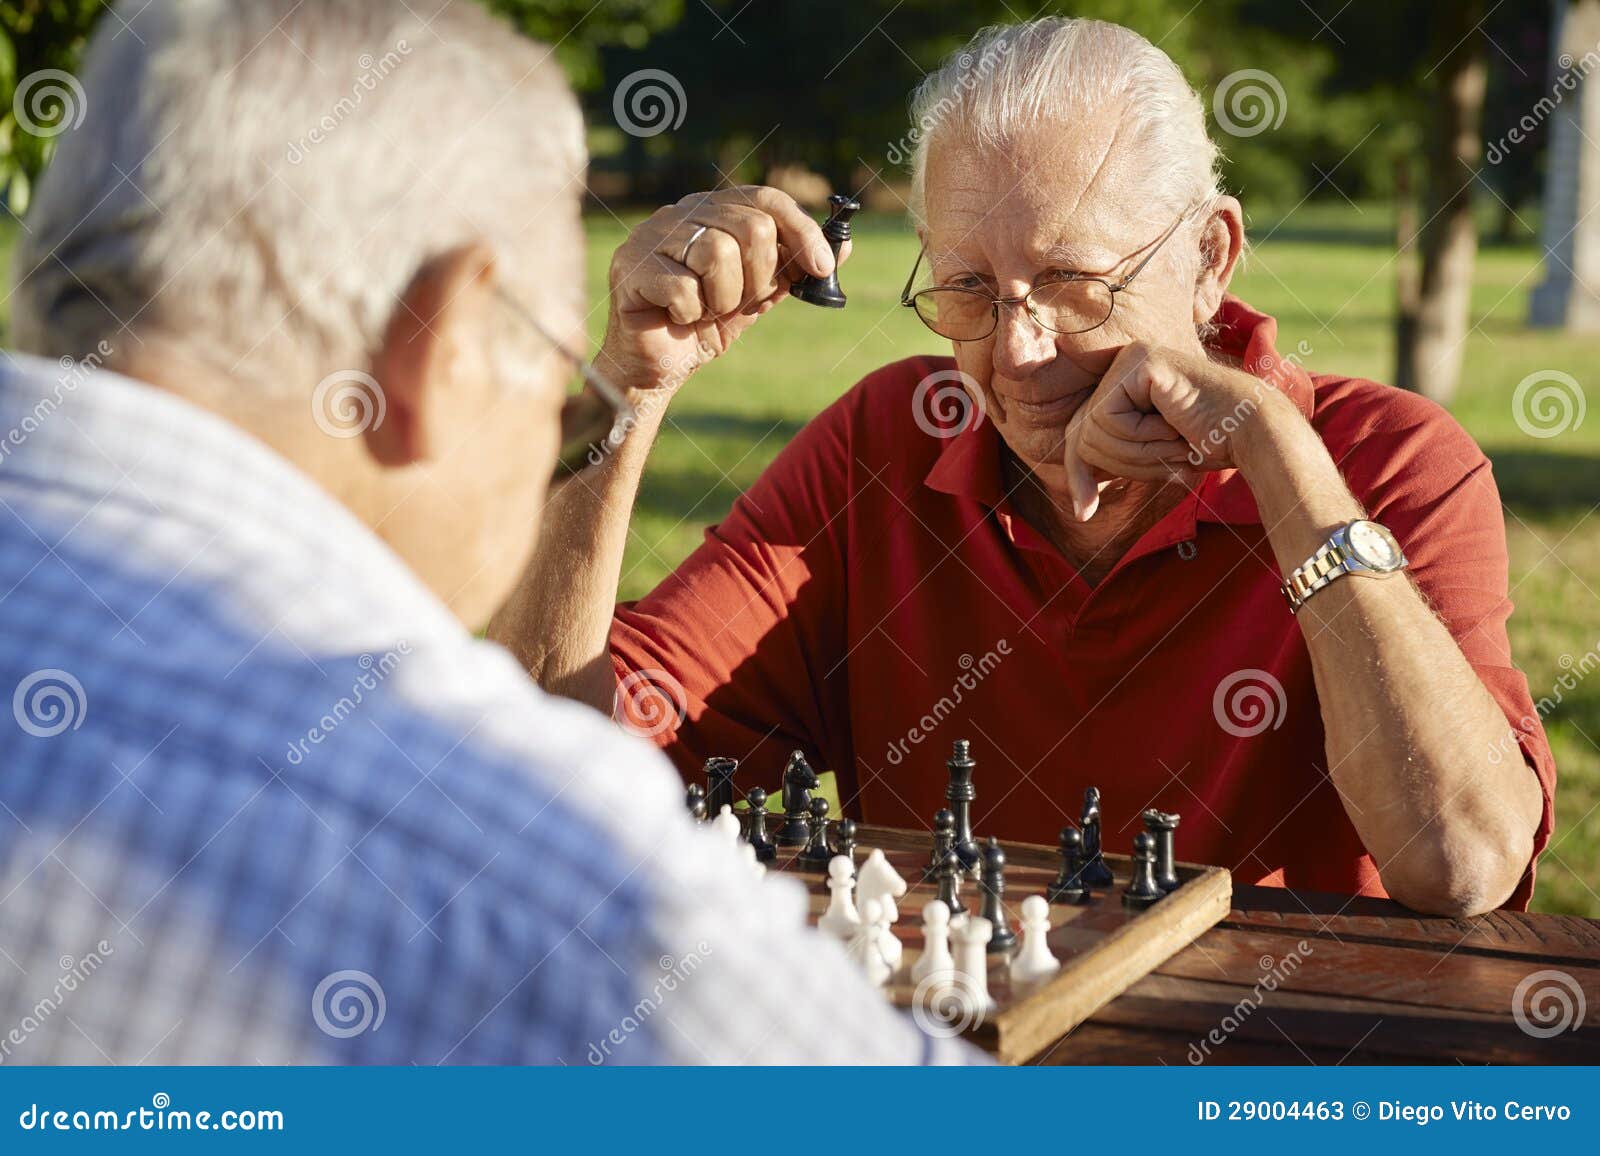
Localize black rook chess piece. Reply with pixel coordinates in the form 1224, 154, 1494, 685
1079, 786, 1114, 888
800, 797, 833, 867
945, 741, 981, 872
703, 756, 738, 819
831, 818, 858, 867
685, 783, 707, 822
778, 751, 819, 846
1046, 826, 1089, 905
1143, 809, 1181, 892
979, 837, 1018, 954
924, 808, 956, 882
746, 787, 775, 862
1122, 832, 1164, 911
935, 850, 966, 917
790, 194, 861, 308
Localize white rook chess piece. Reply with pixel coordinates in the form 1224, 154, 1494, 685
855, 849, 907, 924
911, 899, 955, 986
818, 855, 861, 939
845, 898, 891, 987
1008, 894, 1060, 986
711, 804, 741, 845
949, 912, 995, 1015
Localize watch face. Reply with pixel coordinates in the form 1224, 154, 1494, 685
1347, 520, 1403, 571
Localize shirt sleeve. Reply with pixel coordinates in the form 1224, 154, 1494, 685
610, 386, 861, 780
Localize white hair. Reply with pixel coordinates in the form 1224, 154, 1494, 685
9, 0, 584, 394
908, 18, 1223, 224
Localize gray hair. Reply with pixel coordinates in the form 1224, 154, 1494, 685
908, 18, 1223, 226
9, 0, 584, 394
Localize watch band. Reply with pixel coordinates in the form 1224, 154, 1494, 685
1281, 541, 1351, 613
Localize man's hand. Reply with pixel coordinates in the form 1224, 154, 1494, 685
598, 186, 841, 394
1061, 341, 1290, 521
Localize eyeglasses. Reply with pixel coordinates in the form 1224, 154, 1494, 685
495, 288, 636, 481
899, 204, 1198, 343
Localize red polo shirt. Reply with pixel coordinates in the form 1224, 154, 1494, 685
611, 298, 1557, 908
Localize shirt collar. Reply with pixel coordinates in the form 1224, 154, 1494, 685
923, 295, 1314, 526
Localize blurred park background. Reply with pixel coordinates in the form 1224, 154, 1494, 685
2, 0, 1597, 915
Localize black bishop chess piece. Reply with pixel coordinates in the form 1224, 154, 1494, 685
934, 850, 966, 917
778, 751, 819, 846
685, 783, 707, 822
745, 787, 776, 862
1122, 832, 1164, 911
923, 808, 956, 882
789, 194, 861, 308
945, 740, 981, 872
1046, 826, 1090, 905
979, 837, 1018, 954
1079, 786, 1115, 888
703, 756, 738, 819
1143, 808, 1181, 892
831, 818, 858, 867
800, 797, 833, 868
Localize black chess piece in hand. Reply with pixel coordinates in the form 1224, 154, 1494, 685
790, 194, 861, 308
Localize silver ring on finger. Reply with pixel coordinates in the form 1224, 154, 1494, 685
679, 224, 710, 267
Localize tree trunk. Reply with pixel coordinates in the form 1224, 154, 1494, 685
1396, 1, 1487, 404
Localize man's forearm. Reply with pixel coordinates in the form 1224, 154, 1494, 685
1235, 398, 1542, 915
487, 396, 666, 713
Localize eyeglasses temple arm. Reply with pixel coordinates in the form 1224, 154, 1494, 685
495, 286, 636, 426
899, 244, 926, 305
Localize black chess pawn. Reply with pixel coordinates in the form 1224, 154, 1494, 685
979, 837, 1018, 954
777, 751, 819, 846
703, 756, 738, 818
800, 797, 833, 867
1122, 832, 1164, 911
685, 783, 707, 822
923, 808, 956, 882
1079, 786, 1114, 888
945, 741, 981, 872
1046, 826, 1089, 905
1143, 808, 1181, 892
831, 818, 858, 867
789, 194, 861, 308
934, 850, 966, 917
746, 787, 776, 862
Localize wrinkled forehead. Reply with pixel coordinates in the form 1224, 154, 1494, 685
921, 118, 1160, 272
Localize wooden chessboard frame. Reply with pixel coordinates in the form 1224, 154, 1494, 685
788, 823, 1232, 1064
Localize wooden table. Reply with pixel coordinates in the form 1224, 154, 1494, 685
1038, 886, 1600, 1065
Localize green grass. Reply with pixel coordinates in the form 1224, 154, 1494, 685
6, 204, 1595, 915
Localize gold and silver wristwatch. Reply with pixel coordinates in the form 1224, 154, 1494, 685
1281, 519, 1408, 613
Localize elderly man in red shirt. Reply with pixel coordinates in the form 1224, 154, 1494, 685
491, 17, 1555, 916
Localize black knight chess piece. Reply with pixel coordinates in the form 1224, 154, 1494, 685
778, 751, 820, 846
1079, 786, 1114, 888
746, 787, 776, 862
1046, 826, 1089, 905
979, 837, 1018, 954
800, 797, 833, 868
685, 783, 707, 822
789, 194, 861, 308
945, 741, 981, 872
1122, 832, 1164, 911
703, 756, 738, 818
924, 808, 956, 882
1143, 808, 1181, 892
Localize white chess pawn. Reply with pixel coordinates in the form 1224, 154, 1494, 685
738, 840, 767, 883
949, 912, 995, 1015
711, 803, 741, 844
845, 898, 891, 987
1008, 894, 1060, 986
817, 855, 861, 939
856, 848, 908, 923
873, 898, 903, 972
911, 899, 956, 985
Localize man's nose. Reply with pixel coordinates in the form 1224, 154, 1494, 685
988, 299, 1056, 380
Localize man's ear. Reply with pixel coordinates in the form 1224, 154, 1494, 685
366, 241, 497, 467
1193, 195, 1244, 325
